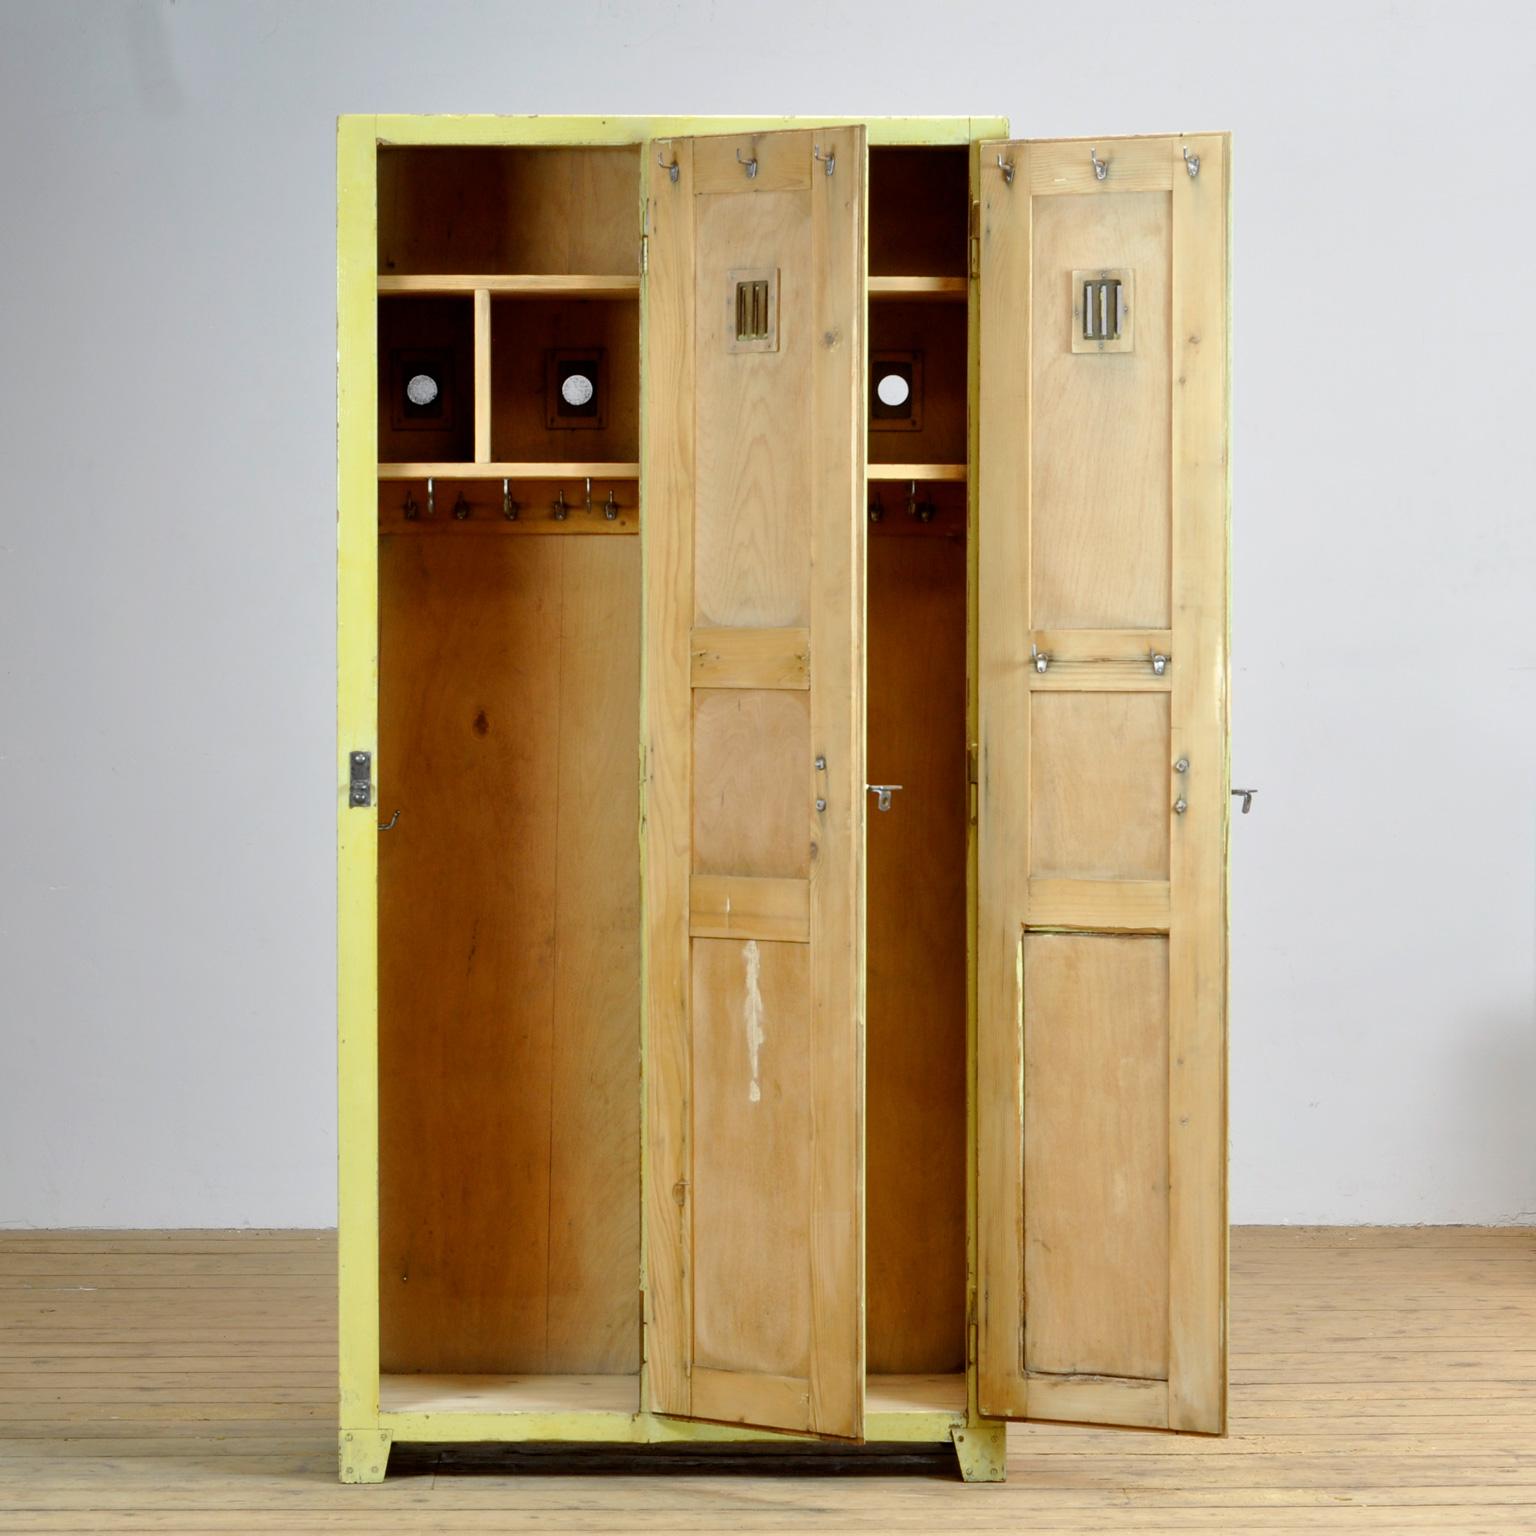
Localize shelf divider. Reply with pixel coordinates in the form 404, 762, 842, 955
867, 463, 967, 482
378, 274, 641, 298
379, 461, 641, 481
868, 276, 967, 301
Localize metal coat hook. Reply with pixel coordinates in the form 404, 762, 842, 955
906, 479, 919, 521
1031, 643, 1050, 674
736, 147, 758, 179
552, 487, 568, 521
378, 809, 400, 832
996, 153, 1016, 185
426, 476, 436, 519
584, 477, 593, 517
603, 489, 619, 521
657, 149, 679, 183
1090, 146, 1109, 181
868, 490, 885, 524
402, 488, 420, 521
452, 489, 471, 521
502, 478, 519, 522
812, 145, 835, 176
1183, 144, 1201, 179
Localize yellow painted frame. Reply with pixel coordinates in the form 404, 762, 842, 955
337, 113, 1009, 1483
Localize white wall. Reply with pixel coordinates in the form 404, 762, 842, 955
1, 0, 1531, 1228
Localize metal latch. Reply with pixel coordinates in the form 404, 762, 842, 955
1232, 788, 1258, 814
348, 751, 372, 808
867, 784, 903, 812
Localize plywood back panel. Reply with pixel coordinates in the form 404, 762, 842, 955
865, 530, 967, 1374
644, 127, 866, 1439
489, 298, 639, 463
867, 301, 967, 467
377, 533, 640, 1375
977, 134, 1229, 1435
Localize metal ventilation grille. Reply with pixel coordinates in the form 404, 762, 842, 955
735, 279, 771, 341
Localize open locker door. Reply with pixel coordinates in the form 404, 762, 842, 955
975, 134, 1229, 1433
643, 126, 867, 1438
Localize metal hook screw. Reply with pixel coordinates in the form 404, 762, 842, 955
402, 488, 420, 521
1183, 144, 1201, 179
1231, 788, 1258, 814
1151, 652, 1168, 676
502, 478, 518, 522
452, 490, 471, 521
736, 147, 758, 179
584, 476, 593, 517
426, 476, 436, 519
603, 489, 619, 521
378, 809, 400, 832
657, 149, 679, 184
813, 145, 835, 176
1032, 643, 1050, 674
1090, 146, 1109, 181
868, 491, 885, 524
552, 487, 568, 522
996, 154, 1016, 185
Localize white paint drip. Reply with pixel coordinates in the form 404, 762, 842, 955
742, 939, 765, 1104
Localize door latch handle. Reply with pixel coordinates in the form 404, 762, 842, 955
1231, 787, 1258, 814
867, 784, 903, 812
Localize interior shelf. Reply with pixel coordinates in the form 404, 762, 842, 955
381, 1374, 640, 1417
379, 274, 641, 298
379, 460, 640, 480
869, 276, 967, 301
377, 1373, 964, 1418
868, 463, 967, 482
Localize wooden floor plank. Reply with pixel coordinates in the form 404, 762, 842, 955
0, 1228, 1532, 1530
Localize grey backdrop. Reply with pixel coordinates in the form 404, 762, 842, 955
2, 0, 1532, 1228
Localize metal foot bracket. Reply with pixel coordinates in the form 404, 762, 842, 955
339, 1427, 392, 1484
951, 1421, 1007, 1483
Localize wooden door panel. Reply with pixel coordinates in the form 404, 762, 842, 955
977, 134, 1228, 1435
1023, 933, 1170, 1381
1030, 693, 1171, 881
644, 126, 867, 1440
1030, 190, 1172, 630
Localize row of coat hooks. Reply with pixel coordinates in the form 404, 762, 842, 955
994, 143, 1201, 185
869, 480, 940, 525
401, 476, 625, 523
656, 142, 839, 183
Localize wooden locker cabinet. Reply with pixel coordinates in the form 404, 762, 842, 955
337, 116, 1230, 1484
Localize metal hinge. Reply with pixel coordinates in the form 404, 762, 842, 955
347, 751, 372, 808
968, 198, 981, 279
640, 235, 649, 275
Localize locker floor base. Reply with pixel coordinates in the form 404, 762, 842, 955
369, 1372, 985, 1476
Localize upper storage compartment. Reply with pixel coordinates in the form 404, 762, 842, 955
869, 146, 969, 278
378, 146, 641, 275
